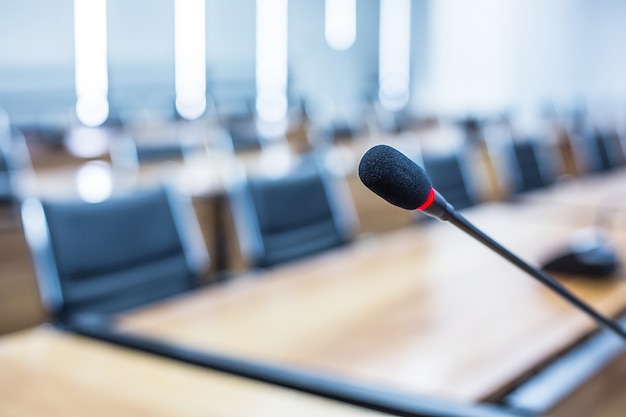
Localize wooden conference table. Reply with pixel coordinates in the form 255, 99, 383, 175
4, 166, 625, 415
113, 170, 626, 405
0, 326, 398, 417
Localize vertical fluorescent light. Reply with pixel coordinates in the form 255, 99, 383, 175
379, 0, 411, 111
175, 0, 206, 120
74, 0, 109, 127
256, 0, 288, 123
325, 0, 356, 51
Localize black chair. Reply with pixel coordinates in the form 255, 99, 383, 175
224, 115, 263, 152
422, 151, 476, 210
508, 139, 554, 193
567, 118, 623, 174
109, 129, 205, 170
0, 112, 13, 203
228, 154, 356, 268
0, 145, 11, 203
481, 121, 558, 198
586, 127, 623, 172
0, 120, 32, 204
21, 186, 209, 321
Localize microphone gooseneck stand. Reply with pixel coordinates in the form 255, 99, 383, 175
442, 207, 626, 342
358, 144, 626, 342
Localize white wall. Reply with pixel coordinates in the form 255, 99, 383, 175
3, 0, 626, 126
581, 0, 626, 102
414, 0, 626, 117
0, 0, 75, 124
416, 0, 518, 115
0, 0, 74, 86
205, 0, 256, 106
106, 0, 175, 118
289, 0, 379, 109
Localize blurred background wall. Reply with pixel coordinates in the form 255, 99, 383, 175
3, 0, 626, 128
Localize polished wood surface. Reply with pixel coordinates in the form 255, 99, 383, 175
521, 168, 626, 210
0, 206, 45, 335
117, 175, 626, 403
0, 326, 389, 417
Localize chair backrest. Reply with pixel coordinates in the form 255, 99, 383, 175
567, 120, 623, 174
229, 154, 356, 268
586, 128, 623, 172
422, 151, 476, 210
109, 130, 203, 170
409, 124, 478, 210
509, 138, 554, 193
0, 112, 33, 203
224, 114, 263, 152
0, 111, 13, 202
482, 121, 559, 197
21, 186, 208, 320
0, 145, 10, 203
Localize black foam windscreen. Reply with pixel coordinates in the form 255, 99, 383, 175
358, 144, 433, 210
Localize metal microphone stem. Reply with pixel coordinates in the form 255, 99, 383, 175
446, 209, 626, 342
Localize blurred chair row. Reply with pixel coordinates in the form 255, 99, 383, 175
19, 95, 407, 174
0, 111, 32, 204
5, 104, 626, 327
19, 152, 358, 323
413, 111, 626, 211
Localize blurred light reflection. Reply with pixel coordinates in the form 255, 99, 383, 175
74, 0, 109, 126
379, 0, 411, 111
175, 0, 207, 120
256, 0, 288, 122
325, 0, 357, 51
76, 161, 113, 203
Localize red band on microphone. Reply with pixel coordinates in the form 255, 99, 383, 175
415, 188, 435, 211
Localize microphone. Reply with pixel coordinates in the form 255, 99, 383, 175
359, 144, 626, 341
